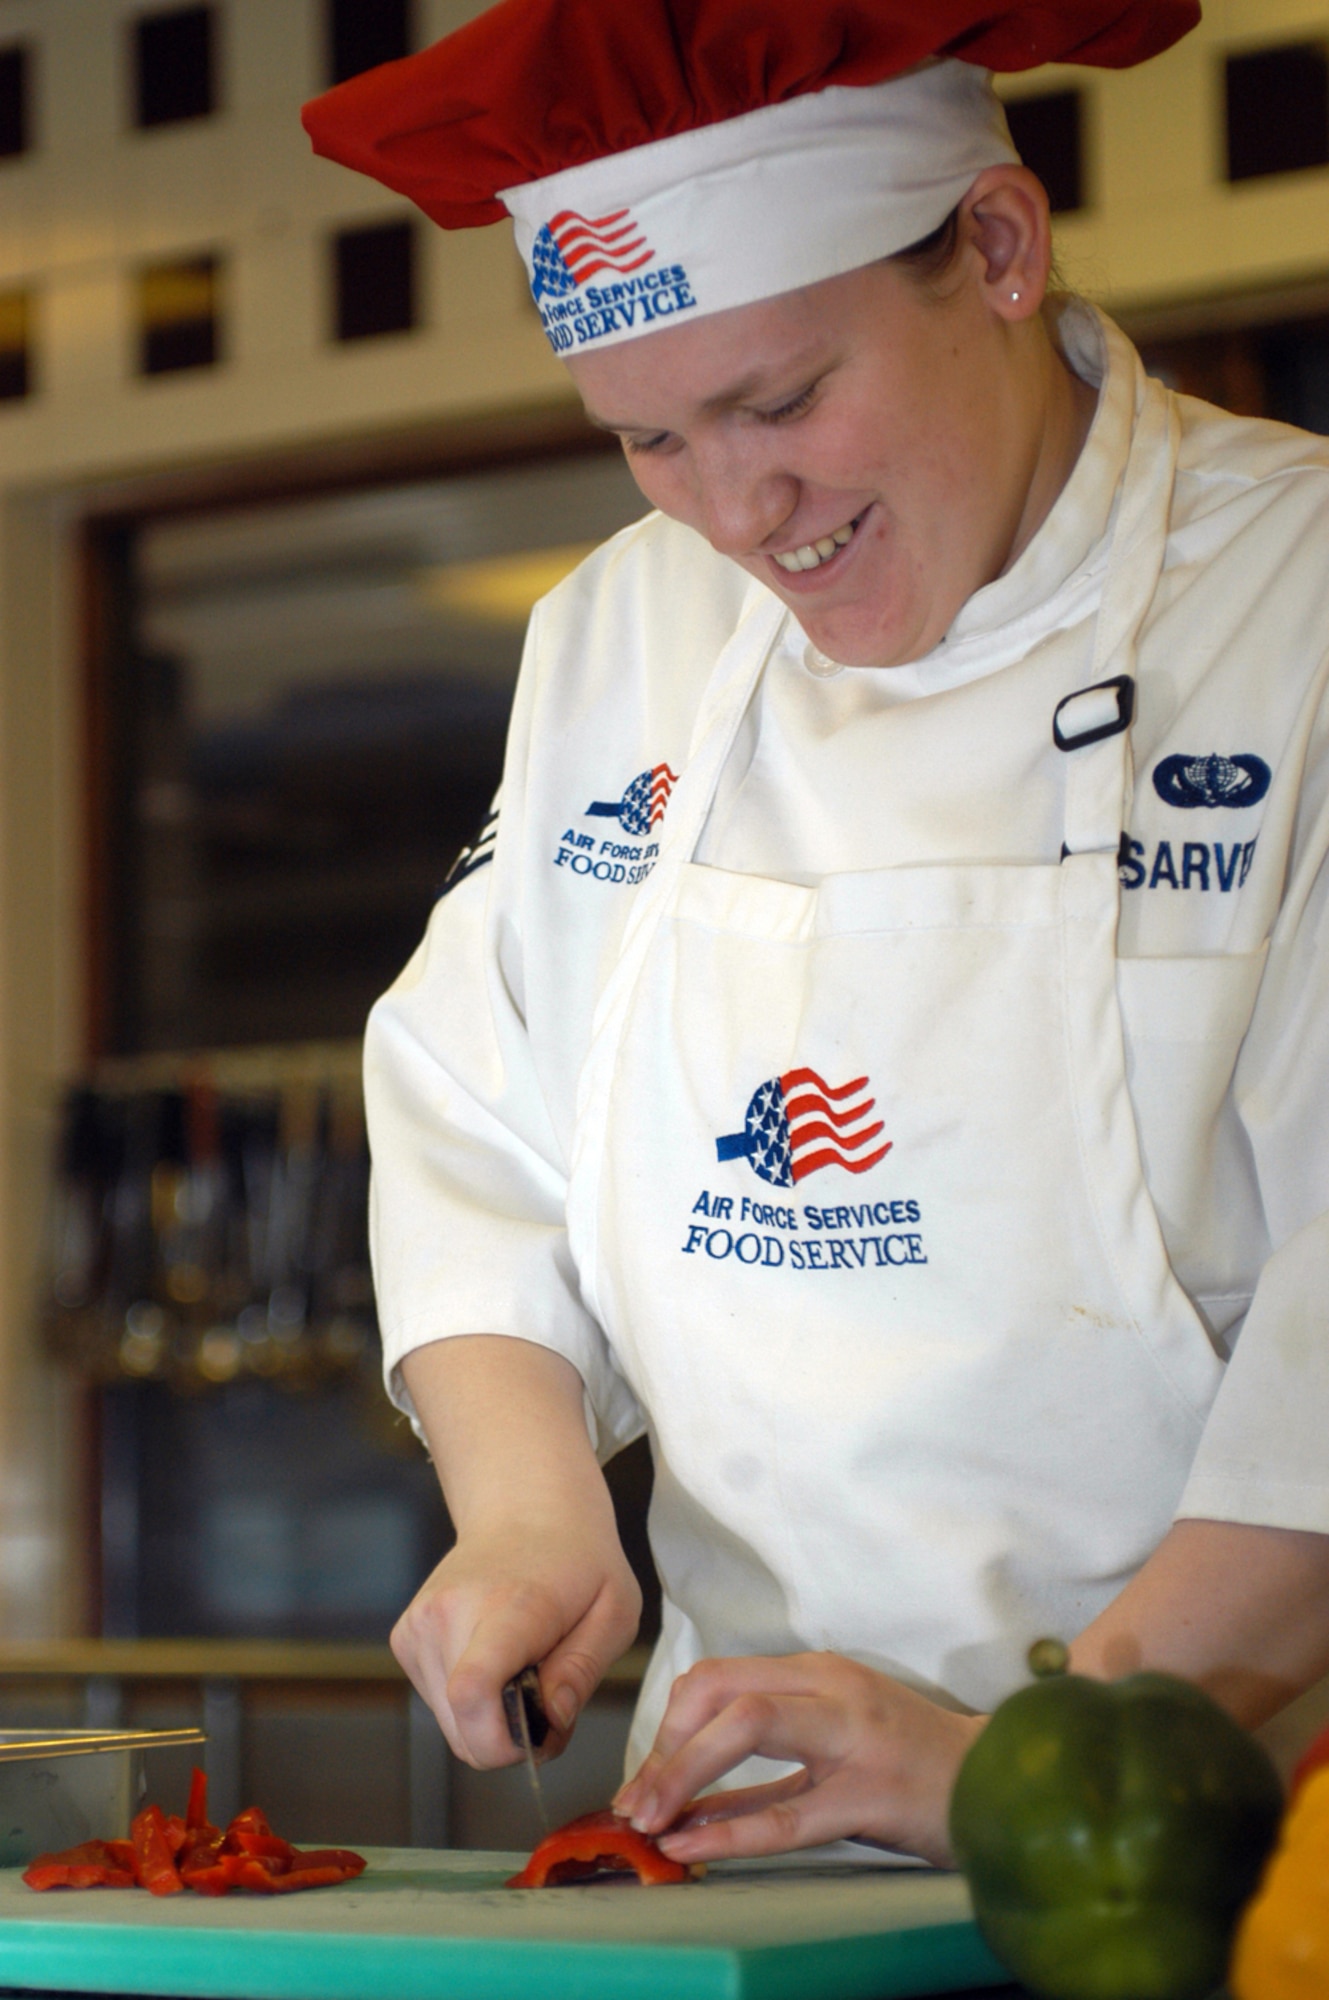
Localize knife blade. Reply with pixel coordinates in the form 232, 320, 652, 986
503, 1665, 551, 1833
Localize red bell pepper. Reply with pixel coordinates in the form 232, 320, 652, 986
286, 1847, 367, 1875
180, 1847, 365, 1895
22, 1840, 137, 1891
176, 1859, 233, 1895
258, 1864, 360, 1892
225, 1843, 291, 1867
507, 1808, 691, 1888
238, 1855, 364, 1892
222, 1806, 277, 1844
177, 1768, 224, 1880
23, 1766, 365, 1898
186, 1765, 210, 1831
177, 1827, 223, 1877
130, 1804, 184, 1896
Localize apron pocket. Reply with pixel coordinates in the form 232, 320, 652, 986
674, 862, 815, 941
1117, 947, 1269, 1339
1116, 946, 1267, 1045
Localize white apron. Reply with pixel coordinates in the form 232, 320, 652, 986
565, 373, 1228, 1768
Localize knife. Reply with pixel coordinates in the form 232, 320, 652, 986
503, 1665, 551, 1833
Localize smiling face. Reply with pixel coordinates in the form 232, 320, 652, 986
566, 171, 1093, 668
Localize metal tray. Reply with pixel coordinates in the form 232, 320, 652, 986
0, 1728, 205, 1867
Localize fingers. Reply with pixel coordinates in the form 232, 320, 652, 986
615, 1652, 984, 1866
614, 1669, 774, 1816
657, 1774, 866, 1864
540, 1573, 642, 1738
390, 1539, 642, 1769
390, 1594, 488, 1767
390, 1624, 465, 1755
618, 1655, 849, 1832
650, 1654, 841, 1765
390, 1566, 556, 1767
667, 1770, 810, 1831
627, 1687, 842, 1836
445, 1585, 575, 1765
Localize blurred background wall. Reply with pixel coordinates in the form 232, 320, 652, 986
0, 0, 1324, 1769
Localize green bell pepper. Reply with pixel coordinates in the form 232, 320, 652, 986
949, 1643, 1283, 2000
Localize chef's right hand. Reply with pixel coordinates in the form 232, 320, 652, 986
391, 1334, 641, 1769
391, 1516, 641, 1768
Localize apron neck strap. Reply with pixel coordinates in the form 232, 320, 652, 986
1060, 370, 1181, 858
584, 586, 787, 1049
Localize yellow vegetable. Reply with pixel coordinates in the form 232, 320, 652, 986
1231, 1766, 1329, 2000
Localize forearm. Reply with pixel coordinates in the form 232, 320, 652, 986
394, 1336, 640, 1760
1071, 1517, 1329, 1727
400, 1334, 613, 1534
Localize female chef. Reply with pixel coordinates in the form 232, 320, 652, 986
304, 0, 1329, 1865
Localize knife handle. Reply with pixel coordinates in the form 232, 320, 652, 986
502, 1665, 550, 1750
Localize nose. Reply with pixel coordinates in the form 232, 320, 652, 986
689, 439, 798, 559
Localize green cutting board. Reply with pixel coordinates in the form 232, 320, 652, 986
0, 1846, 1009, 2000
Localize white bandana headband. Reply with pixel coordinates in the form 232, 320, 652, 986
502, 60, 1019, 354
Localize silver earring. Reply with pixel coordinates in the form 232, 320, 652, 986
1010, 288, 1022, 303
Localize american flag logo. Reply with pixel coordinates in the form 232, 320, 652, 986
715, 1071, 892, 1189
586, 764, 678, 839
530, 209, 655, 302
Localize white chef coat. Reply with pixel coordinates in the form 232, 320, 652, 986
365, 302, 1329, 1745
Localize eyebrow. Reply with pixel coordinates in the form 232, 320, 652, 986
583, 348, 831, 434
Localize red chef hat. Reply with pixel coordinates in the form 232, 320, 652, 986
303, 0, 1199, 353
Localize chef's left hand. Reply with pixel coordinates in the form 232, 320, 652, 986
613, 1653, 985, 1867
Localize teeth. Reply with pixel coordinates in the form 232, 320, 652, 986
773, 517, 859, 573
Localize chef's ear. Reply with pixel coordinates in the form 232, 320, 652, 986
959, 164, 1054, 321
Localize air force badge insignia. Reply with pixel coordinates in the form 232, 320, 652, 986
1152, 753, 1271, 810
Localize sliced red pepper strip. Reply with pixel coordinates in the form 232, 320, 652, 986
131, 1804, 184, 1896
24, 1781, 365, 1900
178, 1830, 223, 1878
260, 1865, 360, 1892
236, 1853, 288, 1879
23, 1862, 129, 1890
234, 1858, 286, 1892
222, 1806, 275, 1845
23, 1842, 137, 1891
507, 1808, 690, 1888
178, 1767, 222, 1880
288, 1848, 367, 1877
179, 1855, 363, 1896
186, 1766, 210, 1832
225, 1829, 294, 1863
179, 1853, 249, 1897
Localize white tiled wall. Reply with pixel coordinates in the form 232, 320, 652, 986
1000, 1, 1329, 311
0, 0, 563, 486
